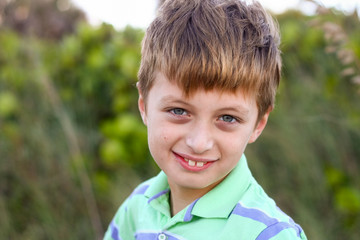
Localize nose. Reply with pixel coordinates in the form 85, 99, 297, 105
185, 122, 214, 154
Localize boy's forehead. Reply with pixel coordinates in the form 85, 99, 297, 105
152, 71, 257, 103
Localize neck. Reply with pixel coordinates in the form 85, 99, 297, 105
168, 181, 220, 217
169, 187, 200, 217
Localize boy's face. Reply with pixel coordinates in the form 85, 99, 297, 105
138, 72, 270, 194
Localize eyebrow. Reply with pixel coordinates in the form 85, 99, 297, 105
159, 95, 250, 115
217, 107, 250, 116
159, 95, 191, 106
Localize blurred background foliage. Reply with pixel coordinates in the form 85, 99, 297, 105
0, 0, 359, 239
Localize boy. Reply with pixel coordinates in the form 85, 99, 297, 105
105, 0, 307, 239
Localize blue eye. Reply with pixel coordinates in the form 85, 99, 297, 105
220, 115, 236, 123
171, 108, 187, 115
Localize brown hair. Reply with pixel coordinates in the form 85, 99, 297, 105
138, 0, 281, 119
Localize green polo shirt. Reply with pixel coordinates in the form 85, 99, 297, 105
104, 155, 307, 240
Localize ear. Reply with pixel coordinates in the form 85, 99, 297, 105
137, 82, 147, 126
248, 107, 272, 143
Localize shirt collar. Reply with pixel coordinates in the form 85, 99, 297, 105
191, 154, 252, 218
144, 171, 171, 217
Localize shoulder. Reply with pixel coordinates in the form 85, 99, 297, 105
237, 178, 289, 222
121, 176, 157, 209
229, 178, 307, 239
111, 176, 157, 219
128, 178, 153, 200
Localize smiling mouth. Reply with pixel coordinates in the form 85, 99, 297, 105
184, 158, 207, 167
173, 152, 215, 171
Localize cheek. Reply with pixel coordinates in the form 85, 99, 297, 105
147, 124, 172, 151
147, 125, 180, 167
222, 133, 251, 155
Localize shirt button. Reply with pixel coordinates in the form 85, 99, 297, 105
158, 233, 167, 240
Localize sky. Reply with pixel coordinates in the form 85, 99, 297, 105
70, 0, 360, 30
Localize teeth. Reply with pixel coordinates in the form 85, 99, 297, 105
188, 160, 196, 166
184, 158, 207, 167
196, 162, 204, 167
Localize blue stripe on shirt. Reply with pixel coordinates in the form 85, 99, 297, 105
231, 202, 302, 239
231, 202, 278, 226
147, 189, 169, 204
256, 222, 301, 240
110, 220, 121, 240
